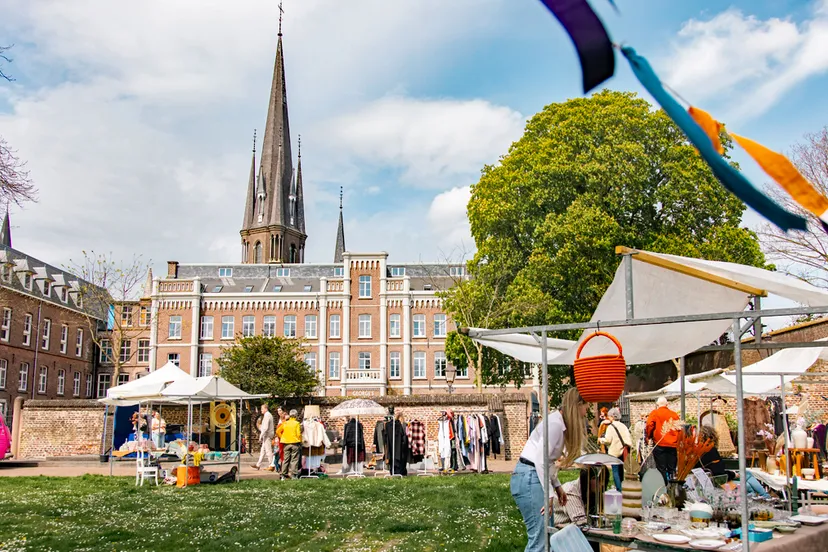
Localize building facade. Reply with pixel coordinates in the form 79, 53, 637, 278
0, 219, 104, 423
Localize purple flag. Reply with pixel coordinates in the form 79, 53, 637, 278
539, 0, 615, 93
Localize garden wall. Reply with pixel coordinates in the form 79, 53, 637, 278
18, 400, 113, 459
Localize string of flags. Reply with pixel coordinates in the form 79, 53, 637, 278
536, 0, 823, 233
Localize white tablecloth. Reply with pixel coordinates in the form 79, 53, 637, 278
748, 468, 828, 492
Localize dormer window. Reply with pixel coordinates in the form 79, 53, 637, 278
243, 285, 254, 293
449, 266, 465, 277
334, 267, 344, 277
1, 264, 11, 282
212, 285, 223, 293
423, 284, 433, 291
390, 267, 405, 277
23, 273, 32, 290
273, 285, 282, 292
43, 280, 51, 297
275, 268, 290, 278
218, 267, 233, 278
59, 287, 68, 302
303, 285, 312, 292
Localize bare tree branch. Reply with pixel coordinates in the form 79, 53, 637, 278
0, 45, 14, 82
0, 137, 37, 206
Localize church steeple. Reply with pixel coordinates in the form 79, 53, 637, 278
334, 187, 345, 263
1, 207, 11, 248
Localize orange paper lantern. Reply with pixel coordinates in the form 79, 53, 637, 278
573, 331, 627, 403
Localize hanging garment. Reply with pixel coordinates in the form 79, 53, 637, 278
767, 397, 785, 436
437, 419, 452, 460
302, 420, 331, 457
384, 419, 409, 476
407, 420, 426, 459
490, 415, 503, 456
343, 418, 366, 460
374, 420, 386, 454
813, 423, 827, 457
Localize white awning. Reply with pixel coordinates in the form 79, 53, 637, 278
161, 375, 268, 403
98, 362, 196, 406
470, 331, 575, 364
721, 337, 828, 394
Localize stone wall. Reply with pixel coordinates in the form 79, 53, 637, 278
18, 399, 113, 458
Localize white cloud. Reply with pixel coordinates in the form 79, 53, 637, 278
321, 97, 524, 189
428, 186, 474, 254
662, 0, 828, 120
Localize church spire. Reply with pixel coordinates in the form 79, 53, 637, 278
296, 135, 305, 233
242, 129, 256, 229
1, 206, 11, 248
334, 187, 345, 263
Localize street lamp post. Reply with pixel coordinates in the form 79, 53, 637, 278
446, 366, 457, 394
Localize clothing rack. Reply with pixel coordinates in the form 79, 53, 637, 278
416, 419, 435, 477
373, 415, 392, 477
384, 414, 403, 478
300, 416, 321, 480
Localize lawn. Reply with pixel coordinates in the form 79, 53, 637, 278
0, 471, 578, 551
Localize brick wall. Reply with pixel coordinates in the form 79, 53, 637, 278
18, 399, 112, 458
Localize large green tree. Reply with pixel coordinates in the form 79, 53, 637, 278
217, 335, 318, 397
443, 90, 766, 401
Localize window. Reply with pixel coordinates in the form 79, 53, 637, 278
59, 287, 68, 302
433, 314, 447, 337
413, 314, 425, 338
389, 314, 401, 338
43, 280, 51, 296
75, 329, 83, 357
242, 315, 255, 337
413, 352, 426, 379
86, 374, 92, 397
168, 315, 182, 339
137, 339, 150, 363
119, 339, 132, 363
1, 264, 10, 282
243, 285, 254, 293
121, 305, 133, 326
221, 316, 234, 339
100, 339, 113, 363
329, 315, 341, 339
390, 267, 405, 277
304, 353, 317, 373
198, 353, 212, 377
218, 267, 233, 278
358, 275, 372, 298
275, 268, 290, 277
333, 267, 344, 277
139, 306, 151, 326
263, 316, 276, 337
434, 352, 447, 378
358, 314, 371, 338
23, 272, 32, 290
358, 352, 371, 370
38, 366, 47, 393
18, 363, 29, 391
0, 307, 10, 341
60, 324, 68, 353
118, 374, 130, 385
457, 363, 468, 378
0, 359, 6, 389
73, 372, 81, 396
272, 285, 283, 292
22, 313, 32, 345
303, 285, 312, 292
423, 284, 433, 291
97, 374, 111, 398
212, 285, 223, 293
41, 318, 51, 350
304, 315, 317, 338
449, 266, 465, 277
283, 315, 296, 338
389, 352, 401, 379
0, 400, 5, 418
57, 369, 65, 395
254, 242, 262, 263
328, 352, 340, 379
200, 316, 214, 339
167, 353, 180, 367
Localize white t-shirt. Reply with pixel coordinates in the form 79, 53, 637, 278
518, 410, 566, 489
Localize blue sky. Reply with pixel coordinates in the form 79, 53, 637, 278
1, 0, 827, 283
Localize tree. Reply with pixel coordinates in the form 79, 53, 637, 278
217, 335, 318, 397
454, 90, 766, 399
1, 45, 14, 82
68, 251, 154, 385
757, 127, 828, 288
1, 45, 37, 206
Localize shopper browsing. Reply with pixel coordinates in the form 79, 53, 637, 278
277, 409, 302, 479
599, 407, 632, 491
252, 403, 275, 471
646, 397, 680, 483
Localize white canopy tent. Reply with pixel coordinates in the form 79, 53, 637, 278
99, 362, 196, 406
161, 375, 268, 403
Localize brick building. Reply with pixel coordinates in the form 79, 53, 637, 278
0, 213, 105, 424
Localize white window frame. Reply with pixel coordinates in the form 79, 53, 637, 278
433, 314, 447, 337
304, 352, 317, 373
200, 316, 214, 339
168, 353, 180, 367
413, 314, 426, 338
18, 362, 29, 391
389, 352, 401, 379
221, 316, 234, 339
41, 318, 51, 350
23, 272, 32, 290
358, 314, 371, 338
59, 286, 68, 302
456, 363, 468, 379
198, 353, 212, 377
100, 339, 113, 363
413, 352, 426, 379
242, 315, 255, 337
22, 313, 32, 346
0, 307, 10, 342
358, 275, 372, 298
328, 352, 340, 380
449, 266, 465, 277
119, 339, 132, 363
329, 315, 341, 339
218, 267, 233, 278
434, 351, 447, 378
60, 324, 68, 353
304, 315, 317, 339
1, 264, 10, 282
0, 399, 6, 419
263, 316, 276, 337
86, 374, 93, 397
38, 366, 48, 394
137, 339, 151, 363
139, 306, 151, 326
121, 305, 133, 327
97, 373, 111, 398
283, 315, 296, 338
169, 315, 182, 339
43, 279, 51, 297
0, 359, 6, 389
358, 351, 371, 370
73, 372, 81, 397
57, 369, 65, 395
389, 314, 401, 338
333, 267, 344, 277
390, 267, 405, 277
275, 268, 290, 277
75, 328, 83, 357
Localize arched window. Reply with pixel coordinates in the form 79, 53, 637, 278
242, 241, 248, 263
290, 244, 297, 263
254, 241, 262, 264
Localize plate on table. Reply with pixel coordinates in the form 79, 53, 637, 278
789, 515, 827, 525
653, 534, 691, 544
689, 540, 727, 550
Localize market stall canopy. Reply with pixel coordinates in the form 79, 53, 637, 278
470, 248, 828, 366
329, 399, 387, 418
160, 375, 268, 403
468, 331, 575, 365
98, 362, 196, 406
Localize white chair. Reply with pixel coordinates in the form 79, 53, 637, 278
135, 448, 159, 486
549, 524, 593, 552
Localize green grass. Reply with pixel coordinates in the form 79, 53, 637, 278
0, 471, 578, 551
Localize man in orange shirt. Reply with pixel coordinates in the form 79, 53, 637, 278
646, 397, 680, 483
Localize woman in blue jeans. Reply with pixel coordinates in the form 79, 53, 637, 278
511, 388, 588, 552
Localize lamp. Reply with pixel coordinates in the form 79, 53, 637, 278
445, 365, 457, 394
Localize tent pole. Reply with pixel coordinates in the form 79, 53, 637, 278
237, 399, 242, 482
109, 405, 118, 477
623, 253, 634, 320
733, 319, 750, 552
679, 356, 686, 420
541, 331, 550, 552
781, 375, 792, 511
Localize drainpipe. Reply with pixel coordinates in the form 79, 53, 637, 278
30, 302, 42, 400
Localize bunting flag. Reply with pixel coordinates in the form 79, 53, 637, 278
538, 0, 615, 93
688, 107, 828, 230
621, 46, 807, 232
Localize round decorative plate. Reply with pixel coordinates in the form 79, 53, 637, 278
689, 540, 727, 550
653, 534, 692, 544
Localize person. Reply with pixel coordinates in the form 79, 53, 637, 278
0, 411, 12, 460
151, 410, 167, 449
553, 467, 612, 527
511, 388, 588, 552
270, 408, 288, 471
646, 397, 680, 483
599, 407, 632, 491
697, 426, 769, 498
252, 403, 275, 471
277, 409, 302, 479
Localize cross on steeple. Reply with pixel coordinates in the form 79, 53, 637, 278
252, 128, 257, 153
278, 0, 284, 37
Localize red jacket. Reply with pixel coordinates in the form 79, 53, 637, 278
646, 406, 680, 448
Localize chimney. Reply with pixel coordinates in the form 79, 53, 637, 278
167, 261, 179, 279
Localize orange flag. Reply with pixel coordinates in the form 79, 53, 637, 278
688, 106, 828, 224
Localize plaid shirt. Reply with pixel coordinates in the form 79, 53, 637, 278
407, 420, 426, 456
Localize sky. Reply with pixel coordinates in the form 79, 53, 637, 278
1, 0, 828, 282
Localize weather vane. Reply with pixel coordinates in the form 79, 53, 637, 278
278, 1, 284, 36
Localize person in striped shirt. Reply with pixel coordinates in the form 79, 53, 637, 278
553, 467, 611, 527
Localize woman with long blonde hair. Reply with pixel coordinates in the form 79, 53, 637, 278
511, 387, 588, 551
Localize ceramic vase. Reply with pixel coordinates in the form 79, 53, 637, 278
622, 476, 643, 517
807, 437, 815, 449
766, 456, 778, 474
666, 480, 687, 510
793, 427, 808, 449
